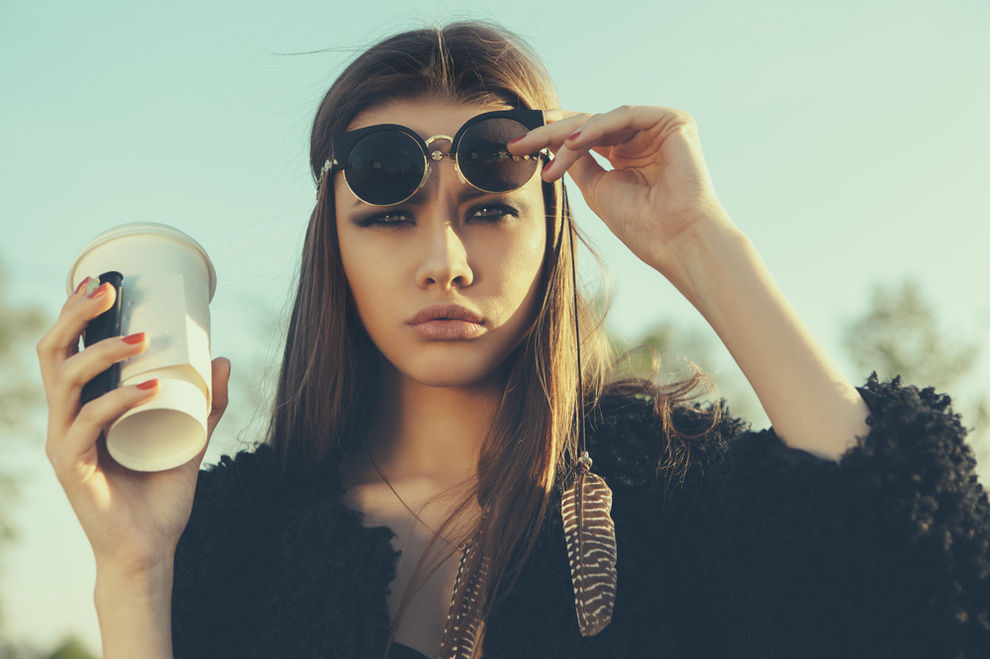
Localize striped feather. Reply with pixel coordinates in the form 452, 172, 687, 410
561, 455, 617, 637
438, 537, 488, 658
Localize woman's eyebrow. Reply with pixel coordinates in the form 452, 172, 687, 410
458, 187, 497, 204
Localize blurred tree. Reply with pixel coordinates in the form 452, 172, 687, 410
0, 261, 48, 638
608, 320, 716, 382
842, 280, 976, 389
606, 317, 764, 426
0, 268, 47, 436
0, 637, 42, 658
42, 635, 96, 659
841, 279, 988, 478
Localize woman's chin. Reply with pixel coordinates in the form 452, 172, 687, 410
390, 358, 508, 390
375, 342, 517, 390
409, 369, 501, 389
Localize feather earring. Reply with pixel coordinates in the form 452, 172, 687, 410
560, 188, 617, 637
438, 532, 488, 658
561, 451, 617, 636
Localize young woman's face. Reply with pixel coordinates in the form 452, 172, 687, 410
334, 98, 549, 388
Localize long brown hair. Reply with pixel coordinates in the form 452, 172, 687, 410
265, 21, 714, 656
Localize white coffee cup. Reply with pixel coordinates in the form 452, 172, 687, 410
66, 222, 217, 472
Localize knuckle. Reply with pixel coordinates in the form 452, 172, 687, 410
75, 400, 100, 426
35, 334, 53, 356
674, 108, 696, 125
45, 442, 59, 468
45, 442, 66, 476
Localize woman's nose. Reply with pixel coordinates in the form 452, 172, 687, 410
413, 155, 477, 289
415, 215, 474, 290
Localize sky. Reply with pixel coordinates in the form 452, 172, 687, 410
2, 0, 988, 653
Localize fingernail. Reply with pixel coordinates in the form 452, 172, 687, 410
542, 157, 555, 173
507, 136, 525, 145
74, 277, 91, 295
87, 283, 108, 299
122, 332, 146, 345
566, 131, 582, 142
136, 379, 158, 390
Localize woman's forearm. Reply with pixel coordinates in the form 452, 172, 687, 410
666, 215, 870, 462
94, 558, 175, 659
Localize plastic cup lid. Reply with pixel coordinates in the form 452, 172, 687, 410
66, 221, 217, 299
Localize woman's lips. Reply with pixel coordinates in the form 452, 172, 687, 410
409, 319, 486, 340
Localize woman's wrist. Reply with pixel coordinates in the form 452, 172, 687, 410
95, 547, 176, 585
94, 551, 175, 622
660, 210, 751, 311
94, 554, 175, 600
94, 556, 175, 659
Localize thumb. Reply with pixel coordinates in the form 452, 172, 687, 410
206, 357, 231, 439
562, 152, 608, 216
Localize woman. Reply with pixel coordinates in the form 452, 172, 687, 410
37, 21, 989, 659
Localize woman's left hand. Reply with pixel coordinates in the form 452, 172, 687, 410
508, 106, 736, 282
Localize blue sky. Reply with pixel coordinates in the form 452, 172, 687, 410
2, 0, 988, 652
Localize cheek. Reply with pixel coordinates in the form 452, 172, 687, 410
506, 231, 546, 292
336, 228, 397, 334
481, 222, 547, 321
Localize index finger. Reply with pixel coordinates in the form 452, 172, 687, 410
36, 280, 116, 390
542, 109, 584, 125
508, 110, 589, 155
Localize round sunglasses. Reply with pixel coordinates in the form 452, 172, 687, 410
319, 108, 548, 206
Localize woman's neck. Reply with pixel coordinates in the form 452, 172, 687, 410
358, 362, 502, 488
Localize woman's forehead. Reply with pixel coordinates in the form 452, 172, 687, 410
345, 98, 512, 137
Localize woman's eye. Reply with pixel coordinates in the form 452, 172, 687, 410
359, 211, 413, 227
356, 204, 517, 227
468, 204, 518, 222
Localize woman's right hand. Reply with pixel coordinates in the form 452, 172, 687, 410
37, 279, 231, 577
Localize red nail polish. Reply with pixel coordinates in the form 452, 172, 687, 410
543, 157, 555, 172
122, 332, 146, 344
566, 131, 582, 142
74, 277, 91, 295
507, 136, 525, 145
136, 379, 158, 390
87, 283, 108, 299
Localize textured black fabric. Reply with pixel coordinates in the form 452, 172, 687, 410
171, 375, 990, 658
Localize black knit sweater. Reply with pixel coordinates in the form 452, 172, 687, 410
171, 375, 990, 658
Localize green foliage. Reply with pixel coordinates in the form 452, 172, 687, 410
42, 635, 97, 659
842, 279, 988, 479
0, 270, 47, 436
0, 261, 49, 643
0, 633, 98, 659
608, 320, 714, 382
842, 280, 976, 390
606, 318, 764, 425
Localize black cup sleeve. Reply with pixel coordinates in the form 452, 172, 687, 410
80, 271, 124, 405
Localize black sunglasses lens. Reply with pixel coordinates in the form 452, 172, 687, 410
457, 117, 539, 193
344, 131, 424, 205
